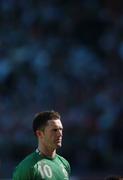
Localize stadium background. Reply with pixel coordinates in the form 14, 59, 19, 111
1, 0, 123, 179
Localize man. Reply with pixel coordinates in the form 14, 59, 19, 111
13, 110, 71, 180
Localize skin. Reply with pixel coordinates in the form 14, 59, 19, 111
36, 119, 63, 158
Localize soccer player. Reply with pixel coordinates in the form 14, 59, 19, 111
12, 110, 71, 180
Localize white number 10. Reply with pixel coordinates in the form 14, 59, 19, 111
39, 164, 52, 178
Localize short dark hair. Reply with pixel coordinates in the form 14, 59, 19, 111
105, 175, 123, 180
33, 110, 61, 135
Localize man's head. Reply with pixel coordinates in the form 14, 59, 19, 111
33, 110, 63, 149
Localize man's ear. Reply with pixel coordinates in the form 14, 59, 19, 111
35, 130, 44, 138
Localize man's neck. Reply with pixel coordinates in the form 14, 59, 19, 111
38, 146, 56, 159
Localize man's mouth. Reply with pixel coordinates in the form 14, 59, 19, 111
56, 139, 62, 142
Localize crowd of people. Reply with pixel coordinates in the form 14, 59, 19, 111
1, 0, 123, 178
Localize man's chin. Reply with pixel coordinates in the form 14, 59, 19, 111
56, 143, 62, 148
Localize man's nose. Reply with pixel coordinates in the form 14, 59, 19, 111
57, 130, 62, 136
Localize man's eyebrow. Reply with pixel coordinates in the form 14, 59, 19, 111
52, 127, 63, 129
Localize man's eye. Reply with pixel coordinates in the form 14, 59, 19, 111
53, 128, 63, 132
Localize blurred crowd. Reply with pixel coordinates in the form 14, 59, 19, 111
1, 0, 123, 178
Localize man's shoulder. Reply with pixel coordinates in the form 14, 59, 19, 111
15, 151, 37, 171
56, 154, 68, 161
56, 154, 70, 165
56, 154, 71, 175
12, 152, 38, 179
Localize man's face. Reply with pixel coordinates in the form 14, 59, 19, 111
41, 119, 63, 150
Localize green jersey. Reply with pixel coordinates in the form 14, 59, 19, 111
12, 149, 71, 180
